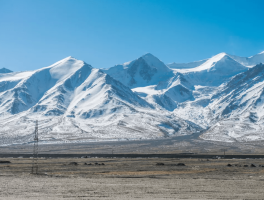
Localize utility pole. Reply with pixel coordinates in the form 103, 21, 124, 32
221, 148, 226, 158
31, 120, 39, 174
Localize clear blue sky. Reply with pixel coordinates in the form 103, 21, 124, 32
1, 0, 264, 71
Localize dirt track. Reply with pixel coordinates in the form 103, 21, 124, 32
1, 157, 264, 199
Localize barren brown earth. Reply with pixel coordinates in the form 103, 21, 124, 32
1, 156, 264, 199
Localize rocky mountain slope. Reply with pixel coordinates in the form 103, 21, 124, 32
200, 63, 264, 142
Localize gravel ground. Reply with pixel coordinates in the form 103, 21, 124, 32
0, 157, 264, 199
1, 174, 264, 199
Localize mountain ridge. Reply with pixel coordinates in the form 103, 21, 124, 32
1, 51, 264, 145
0, 56, 202, 145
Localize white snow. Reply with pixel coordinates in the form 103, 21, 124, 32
0, 71, 34, 81
132, 85, 161, 95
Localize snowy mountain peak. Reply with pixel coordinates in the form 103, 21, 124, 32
141, 53, 159, 61
48, 57, 92, 82
103, 53, 173, 88
178, 52, 248, 86
190, 52, 245, 72
216, 52, 228, 57
141, 53, 170, 72
0, 57, 95, 115
142, 52, 154, 58
49, 56, 78, 68
63, 56, 76, 60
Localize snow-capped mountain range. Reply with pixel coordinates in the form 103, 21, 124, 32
1, 51, 264, 145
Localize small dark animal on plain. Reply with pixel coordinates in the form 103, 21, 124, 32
69, 162, 78, 166
156, 163, 165, 166
0, 161, 11, 164
177, 163, 185, 166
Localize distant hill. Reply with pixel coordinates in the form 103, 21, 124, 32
0, 68, 12, 73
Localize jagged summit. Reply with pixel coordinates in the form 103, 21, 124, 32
141, 53, 171, 72
141, 53, 161, 63
191, 52, 234, 71
103, 53, 173, 88
60, 56, 75, 60
141, 52, 154, 58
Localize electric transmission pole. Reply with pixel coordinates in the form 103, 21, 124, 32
31, 120, 39, 174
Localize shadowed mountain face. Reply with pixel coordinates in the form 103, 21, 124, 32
209, 63, 264, 119
199, 63, 264, 142
103, 53, 174, 88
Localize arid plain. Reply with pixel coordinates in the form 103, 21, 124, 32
1, 156, 264, 199
1, 137, 264, 200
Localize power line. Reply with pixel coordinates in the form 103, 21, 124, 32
31, 120, 39, 174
